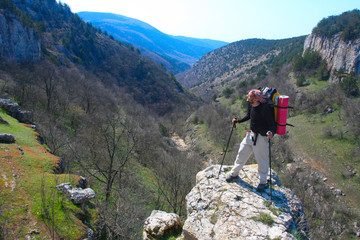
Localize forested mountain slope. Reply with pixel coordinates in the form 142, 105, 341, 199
77, 12, 228, 74
176, 37, 305, 97
0, 0, 202, 238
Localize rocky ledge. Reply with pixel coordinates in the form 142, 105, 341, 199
182, 164, 308, 240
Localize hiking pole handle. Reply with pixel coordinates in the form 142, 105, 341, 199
232, 118, 238, 128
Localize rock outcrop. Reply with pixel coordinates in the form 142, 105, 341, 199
304, 33, 360, 82
0, 9, 41, 63
143, 210, 183, 240
0, 133, 16, 143
0, 99, 33, 124
56, 183, 96, 205
182, 165, 308, 240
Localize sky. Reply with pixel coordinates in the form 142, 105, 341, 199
58, 0, 360, 43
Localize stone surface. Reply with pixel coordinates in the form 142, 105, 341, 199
0, 99, 33, 123
182, 165, 308, 240
56, 183, 96, 205
0, 133, 16, 143
304, 33, 360, 82
0, 9, 41, 62
143, 210, 183, 240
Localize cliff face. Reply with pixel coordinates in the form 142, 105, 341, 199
0, 9, 41, 63
182, 165, 308, 240
304, 33, 360, 82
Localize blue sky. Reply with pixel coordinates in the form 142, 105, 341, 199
58, 0, 359, 43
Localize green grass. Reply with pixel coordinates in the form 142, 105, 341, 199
287, 110, 360, 209
0, 108, 38, 147
251, 212, 275, 226
302, 78, 331, 92
0, 110, 98, 239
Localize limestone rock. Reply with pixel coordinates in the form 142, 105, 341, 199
143, 210, 183, 240
0, 99, 33, 123
56, 183, 96, 205
304, 33, 360, 82
182, 165, 308, 240
0, 9, 41, 62
0, 133, 16, 143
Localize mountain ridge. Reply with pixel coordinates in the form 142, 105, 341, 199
77, 11, 228, 74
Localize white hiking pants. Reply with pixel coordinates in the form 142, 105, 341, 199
230, 131, 269, 184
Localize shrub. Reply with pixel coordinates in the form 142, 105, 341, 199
340, 73, 359, 97
251, 212, 274, 226
296, 74, 307, 87
222, 87, 234, 98
158, 123, 169, 137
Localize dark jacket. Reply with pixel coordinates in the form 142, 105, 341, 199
237, 102, 276, 136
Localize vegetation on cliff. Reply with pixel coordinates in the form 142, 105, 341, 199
313, 9, 360, 41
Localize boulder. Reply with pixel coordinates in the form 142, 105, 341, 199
0, 133, 16, 143
182, 165, 308, 240
0, 99, 33, 123
0, 99, 19, 113
56, 183, 96, 205
143, 210, 183, 240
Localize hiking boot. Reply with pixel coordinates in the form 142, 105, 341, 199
256, 183, 269, 192
225, 172, 239, 182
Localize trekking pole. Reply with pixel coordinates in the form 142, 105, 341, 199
216, 123, 236, 179
268, 139, 272, 203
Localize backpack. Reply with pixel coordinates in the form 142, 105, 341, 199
259, 87, 293, 135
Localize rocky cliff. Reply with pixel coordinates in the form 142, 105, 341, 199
0, 9, 41, 63
303, 33, 360, 82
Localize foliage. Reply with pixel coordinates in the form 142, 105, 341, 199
340, 72, 359, 97
293, 50, 322, 72
222, 87, 234, 98
159, 122, 169, 137
313, 9, 360, 41
296, 74, 307, 87
0, 0, 35, 29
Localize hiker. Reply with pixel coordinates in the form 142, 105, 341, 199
225, 89, 276, 192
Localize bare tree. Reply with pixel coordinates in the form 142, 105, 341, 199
33, 61, 59, 112
72, 112, 137, 205
156, 150, 201, 215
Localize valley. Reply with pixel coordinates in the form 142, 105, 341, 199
0, 1, 360, 239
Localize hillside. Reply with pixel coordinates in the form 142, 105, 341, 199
176, 37, 305, 97
0, 0, 202, 238
77, 11, 228, 74
1, 0, 197, 116
0, 107, 99, 239
174, 9, 360, 239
